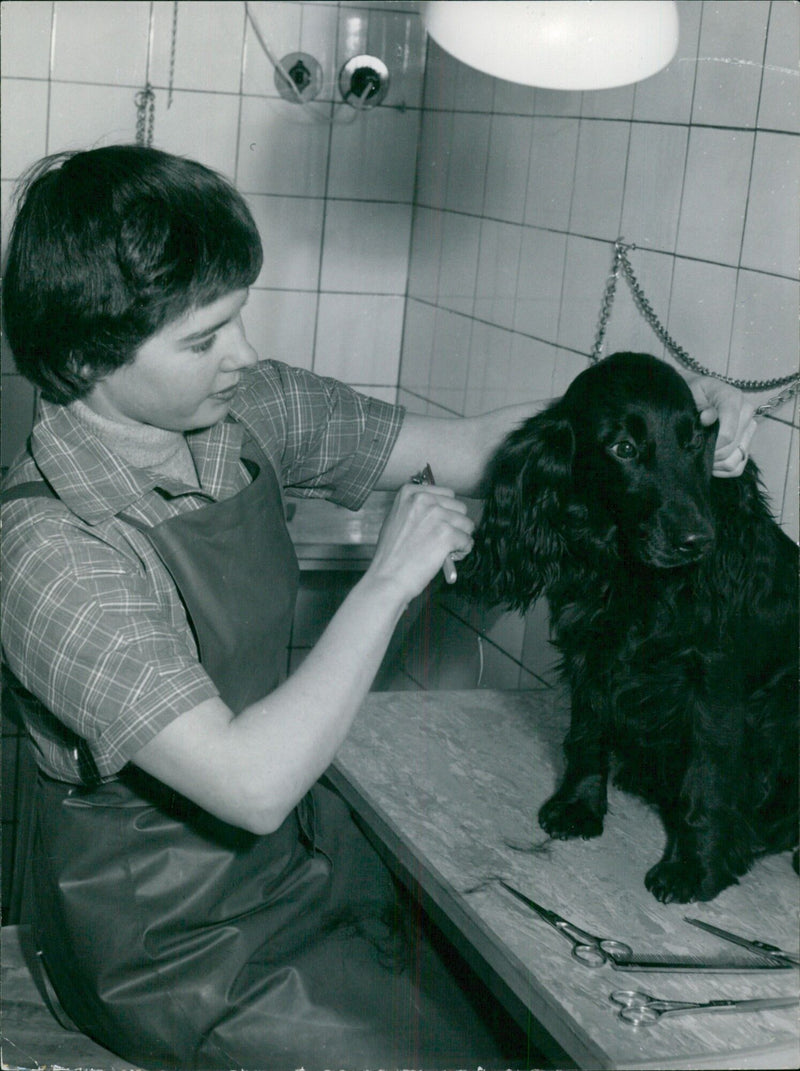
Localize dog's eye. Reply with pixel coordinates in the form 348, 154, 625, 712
609, 440, 638, 460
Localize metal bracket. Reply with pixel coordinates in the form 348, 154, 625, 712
339, 55, 390, 109
275, 52, 323, 103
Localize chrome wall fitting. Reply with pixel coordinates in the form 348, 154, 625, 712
274, 52, 323, 102
338, 55, 390, 109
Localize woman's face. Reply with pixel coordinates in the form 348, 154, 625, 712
84, 289, 257, 431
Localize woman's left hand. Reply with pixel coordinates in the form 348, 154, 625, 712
689, 376, 757, 478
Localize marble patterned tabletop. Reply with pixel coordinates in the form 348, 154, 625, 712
332, 688, 800, 1070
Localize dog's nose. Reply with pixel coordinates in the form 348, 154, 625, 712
676, 530, 713, 558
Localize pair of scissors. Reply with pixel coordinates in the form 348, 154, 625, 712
498, 880, 633, 967
685, 917, 800, 968
610, 989, 799, 1027
410, 463, 458, 583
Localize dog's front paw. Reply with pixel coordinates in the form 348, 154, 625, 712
644, 858, 736, 904
539, 795, 605, 840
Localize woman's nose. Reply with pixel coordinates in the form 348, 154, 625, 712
222, 319, 258, 370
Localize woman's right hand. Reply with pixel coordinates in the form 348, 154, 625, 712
367, 483, 474, 603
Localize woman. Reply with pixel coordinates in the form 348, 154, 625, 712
1, 146, 755, 1069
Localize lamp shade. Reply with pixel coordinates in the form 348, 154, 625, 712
423, 1, 680, 91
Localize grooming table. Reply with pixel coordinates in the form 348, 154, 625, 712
330, 688, 800, 1070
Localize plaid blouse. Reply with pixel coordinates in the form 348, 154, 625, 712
1, 361, 404, 784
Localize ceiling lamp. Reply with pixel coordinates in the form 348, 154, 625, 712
422, 1, 680, 91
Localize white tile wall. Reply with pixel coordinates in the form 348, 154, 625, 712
243, 290, 318, 369
0, 79, 49, 177
414, 106, 453, 209
473, 220, 522, 329
153, 1, 245, 94
314, 293, 403, 382
759, 1, 800, 134
484, 114, 532, 223
600, 247, 672, 360
555, 236, 614, 354
246, 194, 325, 290
668, 258, 739, 375
444, 113, 491, 214
676, 127, 754, 264
320, 200, 412, 293
46, 81, 139, 153
237, 97, 331, 197
513, 228, 567, 343
398, 0, 799, 687
0, 0, 53, 79
51, 0, 150, 85
438, 212, 481, 316
406, 206, 443, 302
568, 120, 630, 240
398, 300, 435, 395
691, 0, 769, 129
523, 117, 579, 231
632, 0, 702, 125
327, 108, 419, 201
429, 308, 472, 398
741, 132, 800, 278
1, 0, 423, 465
620, 123, 689, 251
3, 0, 798, 693
728, 271, 799, 394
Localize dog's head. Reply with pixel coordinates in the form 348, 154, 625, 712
461, 353, 718, 610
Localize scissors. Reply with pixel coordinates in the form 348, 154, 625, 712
610, 989, 799, 1027
684, 917, 800, 968
410, 463, 458, 583
498, 880, 633, 967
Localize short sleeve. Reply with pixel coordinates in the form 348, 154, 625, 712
231, 361, 405, 510
1, 504, 218, 779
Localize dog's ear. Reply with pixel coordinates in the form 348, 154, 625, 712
460, 405, 575, 611
709, 457, 786, 590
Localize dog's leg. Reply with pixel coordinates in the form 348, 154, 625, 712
539, 697, 609, 840
645, 694, 753, 903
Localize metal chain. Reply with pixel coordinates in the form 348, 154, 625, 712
168, 1, 178, 108
592, 239, 800, 416
135, 84, 155, 147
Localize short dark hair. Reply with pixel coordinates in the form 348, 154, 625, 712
2, 145, 264, 404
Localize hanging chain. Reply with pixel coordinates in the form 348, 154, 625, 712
135, 84, 155, 147
135, 2, 178, 143
592, 239, 800, 416
168, 0, 178, 108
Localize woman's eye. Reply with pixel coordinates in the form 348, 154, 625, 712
191, 334, 216, 354
610, 440, 637, 460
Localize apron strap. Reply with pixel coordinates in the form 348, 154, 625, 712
1, 479, 58, 504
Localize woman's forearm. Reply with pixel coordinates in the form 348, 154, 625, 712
133, 486, 472, 833
231, 570, 408, 829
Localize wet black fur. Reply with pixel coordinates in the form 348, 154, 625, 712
461, 353, 799, 902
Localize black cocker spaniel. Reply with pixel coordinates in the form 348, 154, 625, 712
462, 352, 798, 903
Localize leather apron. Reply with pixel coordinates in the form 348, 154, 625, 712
14, 445, 509, 1070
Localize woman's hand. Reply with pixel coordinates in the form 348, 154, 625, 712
367, 483, 474, 603
689, 376, 757, 478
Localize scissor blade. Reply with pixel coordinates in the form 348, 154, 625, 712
725, 997, 799, 1012
684, 917, 800, 966
498, 880, 555, 919
610, 956, 791, 972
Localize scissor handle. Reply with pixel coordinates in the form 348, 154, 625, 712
619, 1004, 661, 1025
611, 990, 698, 1027
611, 990, 662, 1025
749, 940, 800, 965
572, 943, 607, 967
572, 939, 634, 967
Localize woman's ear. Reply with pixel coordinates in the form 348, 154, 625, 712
460, 405, 575, 611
